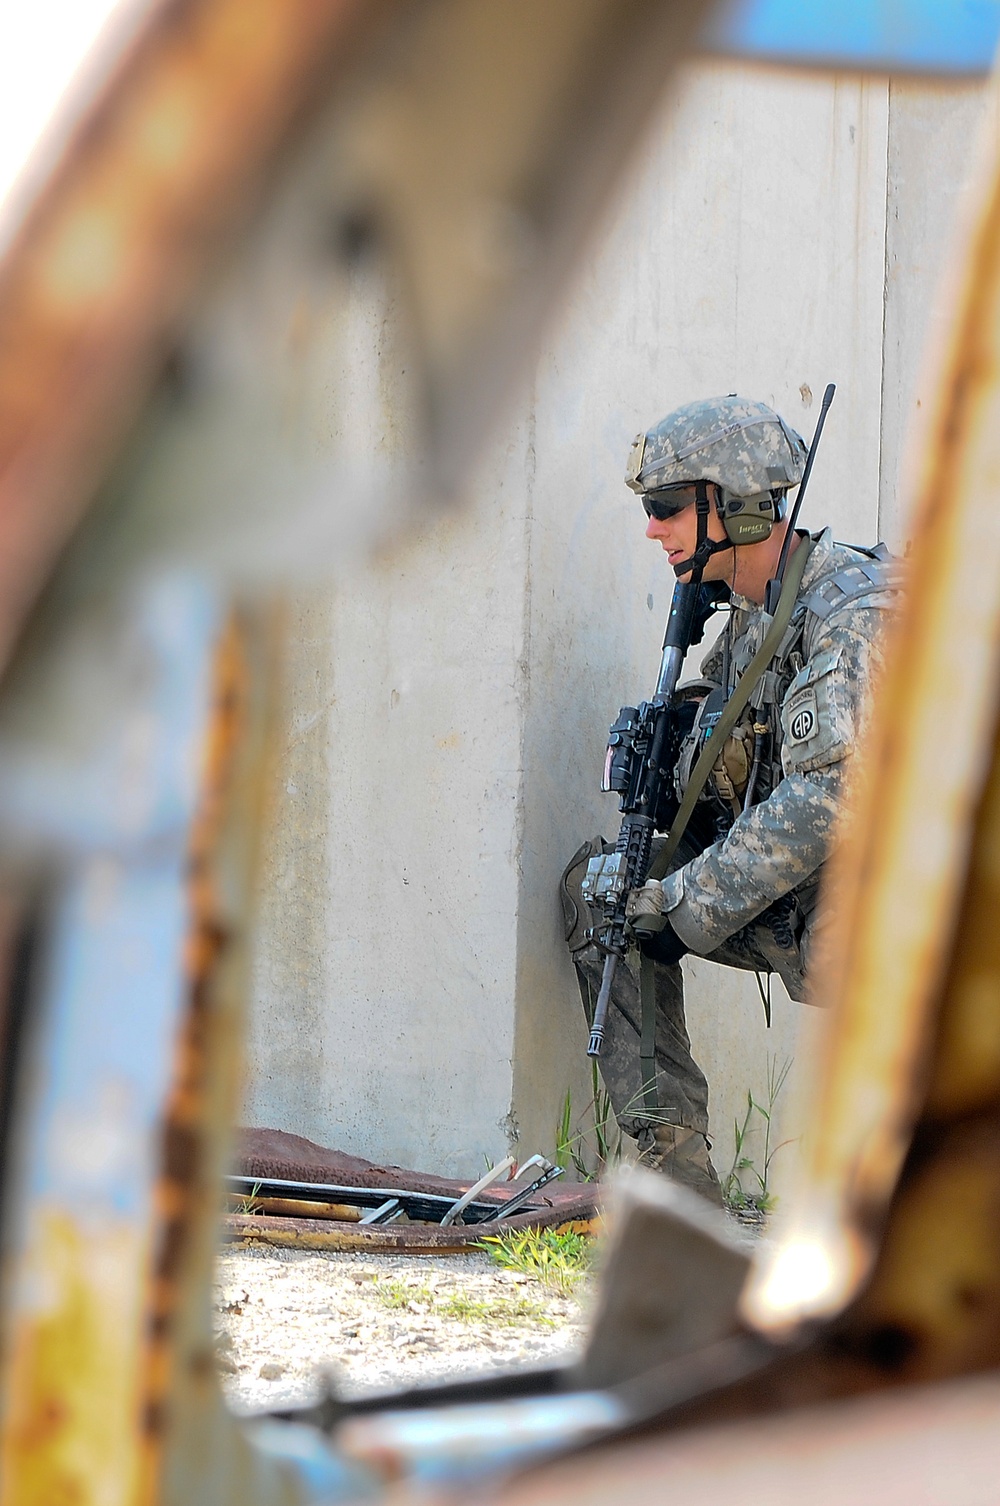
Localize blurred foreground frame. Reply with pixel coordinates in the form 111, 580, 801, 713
0, 1, 999, 1504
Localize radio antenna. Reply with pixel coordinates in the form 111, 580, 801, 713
764, 382, 836, 615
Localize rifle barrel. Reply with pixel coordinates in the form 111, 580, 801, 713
587, 951, 619, 1057
655, 643, 686, 698
655, 581, 700, 696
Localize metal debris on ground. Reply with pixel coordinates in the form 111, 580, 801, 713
225, 1129, 599, 1253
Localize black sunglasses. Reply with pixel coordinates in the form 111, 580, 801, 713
641, 490, 695, 522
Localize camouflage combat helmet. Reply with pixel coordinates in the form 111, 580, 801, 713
625, 395, 807, 500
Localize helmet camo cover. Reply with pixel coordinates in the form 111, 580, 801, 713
626, 396, 808, 499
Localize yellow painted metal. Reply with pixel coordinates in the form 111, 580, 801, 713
0, 1213, 150, 1506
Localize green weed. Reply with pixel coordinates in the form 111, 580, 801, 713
234, 1180, 263, 1216
554, 1064, 624, 1181
370, 1275, 552, 1325
478, 1225, 596, 1296
437, 1291, 554, 1325
371, 1277, 434, 1311
722, 1054, 794, 1215
555, 1089, 574, 1172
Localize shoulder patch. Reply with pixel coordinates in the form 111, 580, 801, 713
780, 646, 852, 775
788, 697, 818, 745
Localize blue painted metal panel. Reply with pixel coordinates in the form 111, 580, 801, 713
5, 572, 221, 1225
32, 858, 191, 1218
705, 0, 1000, 75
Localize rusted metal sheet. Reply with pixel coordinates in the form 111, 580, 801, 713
135, 611, 248, 1501
223, 1193, 599, 1255
136, 603, 376, 1506
0, 584, 370, 1506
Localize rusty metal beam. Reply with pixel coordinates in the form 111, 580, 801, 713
0, 0, 383, 676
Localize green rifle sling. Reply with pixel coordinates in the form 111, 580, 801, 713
638, 536, 814, 1114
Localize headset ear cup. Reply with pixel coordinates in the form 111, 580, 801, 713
721, 493, 775, 545
728, 516, 773, 544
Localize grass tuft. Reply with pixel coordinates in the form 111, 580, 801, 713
437, 1291, 554, 1325
370, 1277, 432, 1311
370, 1275, 553, 1325
722, 1054, 794, 1215
477, 1225, 596, 1296
234, 1180, 262, 1217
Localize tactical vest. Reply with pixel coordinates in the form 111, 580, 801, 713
676, 541, 904, 820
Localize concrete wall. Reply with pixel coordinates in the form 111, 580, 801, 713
240, 62, 994, 1184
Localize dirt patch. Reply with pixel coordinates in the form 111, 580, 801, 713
214, 1242, 590, 1415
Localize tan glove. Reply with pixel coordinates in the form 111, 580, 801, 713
626, 878, 667, 932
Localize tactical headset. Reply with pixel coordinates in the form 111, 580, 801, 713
642, 481, 786, 578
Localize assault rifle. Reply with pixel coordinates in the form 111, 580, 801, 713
581, 582, 727, 1057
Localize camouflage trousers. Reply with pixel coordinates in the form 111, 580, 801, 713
559, 837, 810, 1145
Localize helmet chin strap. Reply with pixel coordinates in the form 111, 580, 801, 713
671, 480, 732, 580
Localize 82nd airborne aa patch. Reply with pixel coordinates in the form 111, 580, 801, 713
787, 691, 818, 745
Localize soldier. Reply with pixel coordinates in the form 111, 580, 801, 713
561, 395, 902, 1203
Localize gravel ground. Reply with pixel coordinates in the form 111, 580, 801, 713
214, 1242, 591, 1415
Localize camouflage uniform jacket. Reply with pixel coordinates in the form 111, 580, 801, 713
660, 528, 902, 957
